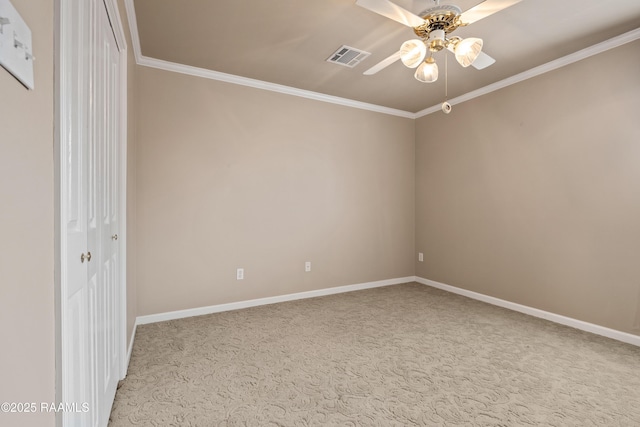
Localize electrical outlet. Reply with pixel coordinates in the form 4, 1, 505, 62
418, 253, 424, 262
236, 268, 244, 280
305, 261, 311, 272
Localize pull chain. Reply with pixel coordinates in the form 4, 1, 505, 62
442, 52, 452, 114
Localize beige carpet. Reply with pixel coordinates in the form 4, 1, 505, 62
109, 283, 640, 426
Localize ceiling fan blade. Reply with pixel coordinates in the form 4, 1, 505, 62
460, 0, 522, 25
356, 0, 425, 28
363, 50, 402, 75
471, 51, 495, 69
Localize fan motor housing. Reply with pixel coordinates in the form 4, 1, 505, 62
413, 5, 463, 38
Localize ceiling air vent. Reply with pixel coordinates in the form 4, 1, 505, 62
326, 45, 371, 68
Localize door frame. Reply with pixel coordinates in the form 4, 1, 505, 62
54, 0, 128, 424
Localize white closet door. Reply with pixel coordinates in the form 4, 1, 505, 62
60, 0, 95, 425
95, 0, 121, 421
60, 0, 122, 426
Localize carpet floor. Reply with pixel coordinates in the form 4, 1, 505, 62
109, 282, 640, 426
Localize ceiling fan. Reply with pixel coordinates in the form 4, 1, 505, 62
356, 0, 522, 82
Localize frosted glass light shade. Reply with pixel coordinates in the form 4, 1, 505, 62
400, 39, 427, 69
414, 57, 438, 83
454, 37, 483, 67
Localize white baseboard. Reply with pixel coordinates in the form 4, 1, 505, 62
132, 276, 639, 348
416, 276, 640, 347
136, 276, 416, 325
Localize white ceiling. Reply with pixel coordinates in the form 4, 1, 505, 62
130, 0, 640, 114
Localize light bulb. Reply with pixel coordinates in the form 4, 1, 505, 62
400, 39, 427, 69
414, 57, 438, 83
454, 37, 483, 67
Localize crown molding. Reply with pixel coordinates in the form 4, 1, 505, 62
415, 27, 640, 118
123, 0, 142, 61
123, 0, 639, 119
136, 55, 416, 118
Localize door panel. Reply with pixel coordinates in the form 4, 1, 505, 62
61, 0, 94, 426
61, 0, 122, 426
96, 0, 120, 419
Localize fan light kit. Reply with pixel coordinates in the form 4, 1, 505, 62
400, 3, 482, 83
357, 0, 523, 83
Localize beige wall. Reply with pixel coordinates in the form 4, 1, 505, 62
415, 40, 640, 335
0, 1, 55, 426
135, 67, 415, 316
